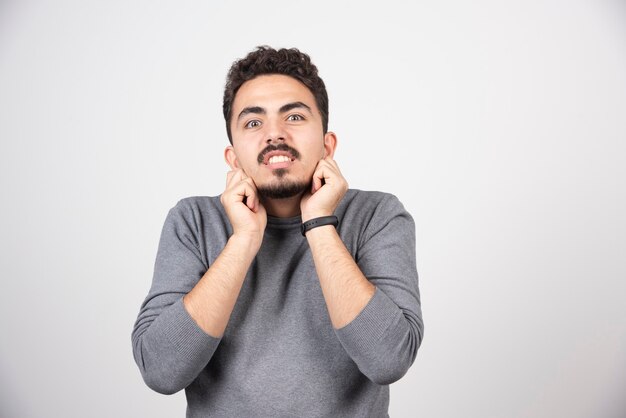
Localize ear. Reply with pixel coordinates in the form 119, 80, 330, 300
224, 146, 240, 169
323, 131, 338, 159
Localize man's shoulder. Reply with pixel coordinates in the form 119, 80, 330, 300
341, 188, 404, 212
168, 195, 226, 220
337, 189, 413, 245
339, 189, 410, 226
175, 195, 222, 208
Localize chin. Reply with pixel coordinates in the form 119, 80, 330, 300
257, 177, 312, 200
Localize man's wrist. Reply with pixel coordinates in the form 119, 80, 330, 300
229, 232, 263, 256
301, 211, 333, 223
301, 215, 339, 237
302, 223, 337, 239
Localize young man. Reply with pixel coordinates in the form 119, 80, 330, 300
132, 46, 424, 417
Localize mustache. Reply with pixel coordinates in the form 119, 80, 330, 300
257, 143, 301, 164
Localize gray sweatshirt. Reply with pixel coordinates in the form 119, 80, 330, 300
131, 189, 424, 417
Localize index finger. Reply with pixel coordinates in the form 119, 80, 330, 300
226, 169, 247, 188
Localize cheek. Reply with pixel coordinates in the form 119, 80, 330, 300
313, 141, 326, 160
303, 148, 324, 173
231, 149, 256, 171
241, 156, 256, 171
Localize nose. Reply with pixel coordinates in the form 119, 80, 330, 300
265, 119, 287, 144
266, 135, 285, 144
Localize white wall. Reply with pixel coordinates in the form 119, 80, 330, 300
1, 1, 624, 417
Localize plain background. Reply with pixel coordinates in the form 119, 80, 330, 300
1, 1, 625, 417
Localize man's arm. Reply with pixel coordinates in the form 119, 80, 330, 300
131, 169, 265, 394
301, 158, 424, 385
183, 169, 266, 337
182, 234, 259, 337
305, 226, 376, 328
300, 157, 376, 329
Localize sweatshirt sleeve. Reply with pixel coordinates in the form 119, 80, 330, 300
334, 194, 424, 385
131, 200, 221, 395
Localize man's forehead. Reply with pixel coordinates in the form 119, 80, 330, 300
233, 74, 317, 111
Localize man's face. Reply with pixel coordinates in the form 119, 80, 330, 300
225, 74, 335, 200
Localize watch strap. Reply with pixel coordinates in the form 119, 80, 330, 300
300, 215, 339, 236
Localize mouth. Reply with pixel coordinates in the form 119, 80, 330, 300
263, 151, 296, 169
258, 144, 301, 170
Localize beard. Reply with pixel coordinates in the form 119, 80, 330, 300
256, 176, 311, 200
255, 144, 310, 199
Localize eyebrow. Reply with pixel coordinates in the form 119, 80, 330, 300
279, 101, 312, 114
237, 106, 265, 122
236, 101, 313, 122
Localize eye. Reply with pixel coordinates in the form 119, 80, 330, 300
287, 114, 304, 122
244, 119, 261, 129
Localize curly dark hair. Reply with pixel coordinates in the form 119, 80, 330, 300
223, 46, 329, 144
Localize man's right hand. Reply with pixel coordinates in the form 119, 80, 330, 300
183, 169, 266, 338
220, 169, 267, 248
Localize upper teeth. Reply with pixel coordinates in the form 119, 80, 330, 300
268, 155, 291, 164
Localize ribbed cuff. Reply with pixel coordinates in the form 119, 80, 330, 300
334, 287, 402, 354
159, 297, 222, 361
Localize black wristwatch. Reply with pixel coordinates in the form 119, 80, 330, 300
301, 216, 339, 236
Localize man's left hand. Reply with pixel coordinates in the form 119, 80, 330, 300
300, 157, 348, 222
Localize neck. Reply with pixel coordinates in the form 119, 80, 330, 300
261, 194, 303, 218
